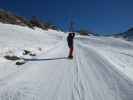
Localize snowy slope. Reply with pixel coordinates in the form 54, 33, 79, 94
0, 23, 133, 100
113, 28, 133, 41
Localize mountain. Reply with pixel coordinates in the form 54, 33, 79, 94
0, 23, 133, 100
113, 28, 133, 41
0, 9, 33, 28
0, 9, 60, 31
76, 29, 99, 36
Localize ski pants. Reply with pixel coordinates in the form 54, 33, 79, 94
69, 47, 73, 56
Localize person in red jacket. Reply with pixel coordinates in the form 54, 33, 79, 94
67, 32, 75, 59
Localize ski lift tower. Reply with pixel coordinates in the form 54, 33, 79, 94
69, 20, 75, 32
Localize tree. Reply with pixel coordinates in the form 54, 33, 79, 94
30, 16, 41, 27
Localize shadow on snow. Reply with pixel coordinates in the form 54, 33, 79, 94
23, 57, 68, 61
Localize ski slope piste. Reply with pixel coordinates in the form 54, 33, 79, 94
0, 23, 133, 100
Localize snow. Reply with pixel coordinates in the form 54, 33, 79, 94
0, 23, 133, 100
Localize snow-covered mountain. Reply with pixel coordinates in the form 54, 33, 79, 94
113, 28, 133, 41
0, 23, 133, 100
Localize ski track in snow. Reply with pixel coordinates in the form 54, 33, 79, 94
75, 41, 133, 100
0, 23, 133, 100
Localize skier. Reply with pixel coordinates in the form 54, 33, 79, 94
67, 32, 75, 59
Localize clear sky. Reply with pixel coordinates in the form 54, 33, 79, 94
0, 0, 133, 35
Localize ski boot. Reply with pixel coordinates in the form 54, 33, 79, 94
68, 55, 73, 59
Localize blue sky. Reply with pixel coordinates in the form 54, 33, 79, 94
0, 0, 133, 35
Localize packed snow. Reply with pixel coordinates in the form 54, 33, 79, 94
0, 23, 133, 100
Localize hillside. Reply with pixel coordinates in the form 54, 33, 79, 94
0, 9, 59, 31
113, 28, 133, 41
0, 23, 133, 100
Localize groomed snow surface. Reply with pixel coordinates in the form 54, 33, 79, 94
0, 23, 133, 100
